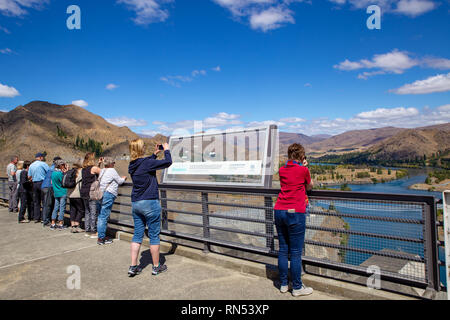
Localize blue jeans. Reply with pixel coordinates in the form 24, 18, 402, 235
97, 192, 116, 239
132, 200, 161, 245
51, 195, 67, 222
275, 210, 306, 290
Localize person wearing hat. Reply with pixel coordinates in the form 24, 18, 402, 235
28, 153, 50, 223
41, 156, 62, 226
50, 159, 68, 230
96, 157, 127, 245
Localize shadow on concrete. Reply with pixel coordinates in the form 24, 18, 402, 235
138, 243, 178, 270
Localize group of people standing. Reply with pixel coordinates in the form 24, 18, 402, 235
6, 140, 314, 296
6, 152, 127, 244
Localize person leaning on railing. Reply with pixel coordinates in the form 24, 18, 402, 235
274, 143, 314, 297
127, 139, 172, 277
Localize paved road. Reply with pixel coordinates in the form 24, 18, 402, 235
0, 208, 343, 300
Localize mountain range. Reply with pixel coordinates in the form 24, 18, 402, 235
1, 101, 449, 169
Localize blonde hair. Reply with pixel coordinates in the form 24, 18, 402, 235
129, 139, 145, 161
82, 153, 96, 168
17, 161, 24, 170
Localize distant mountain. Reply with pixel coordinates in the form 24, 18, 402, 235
0, 101, 164, 166
307, 127, 406, 155
367, 124, 450, 161
279, 132, 327, 146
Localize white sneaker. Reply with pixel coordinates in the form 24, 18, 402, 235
90, 233, 98, 239
292, 285, 313, 297
280, 285, 289, 293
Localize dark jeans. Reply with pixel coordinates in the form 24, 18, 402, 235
275, 210, 306, 290
32, 181, 44, 221
70, 198, 85, 223
18, 191, 33, 221
42, 187, 54, 225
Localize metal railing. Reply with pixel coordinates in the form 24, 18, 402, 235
1, 177, 441, 293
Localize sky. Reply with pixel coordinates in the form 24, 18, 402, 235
0, 0, 449, 137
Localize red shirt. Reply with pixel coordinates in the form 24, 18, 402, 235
274, 160, 311, 213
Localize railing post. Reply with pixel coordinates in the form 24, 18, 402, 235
264, 196, 274, 253
202, 192, 210, 253
423, 201, 440, 294
160, 189, 168, 231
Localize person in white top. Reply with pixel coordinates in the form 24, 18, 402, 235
96, 157, 127, 244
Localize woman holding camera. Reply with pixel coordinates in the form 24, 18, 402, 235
274, 143, 314, 297
127, 139, 172, 277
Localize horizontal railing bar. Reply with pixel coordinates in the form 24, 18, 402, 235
114, 202, 132, 207
160, 198, 203, 205
206, 201, 269, 210
160, 229, 271, 254
163, 208, 204, 217
307, 225, 424, 243
208, 213, 268, 225
163, 207, 269, 225
155, 183, 437, 206
167, 219, 203, 228
167, 219, 272, 239
308, 210, 424, 224
305, 240, 424, 262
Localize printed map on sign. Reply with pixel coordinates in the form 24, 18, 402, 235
162, 126, 278, 187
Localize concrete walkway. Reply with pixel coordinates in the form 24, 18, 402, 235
0, 208, 343, 300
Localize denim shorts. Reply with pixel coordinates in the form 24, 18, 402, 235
131, 199, 161, 245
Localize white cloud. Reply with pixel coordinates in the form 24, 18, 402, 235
0, 48, 13, 54
334, 50, 419, 78
335, 50, 450, 79
391, 73, 450, 95
71, 100, 88, 108
249, 6, 295, 31
212, 0, 305, 32
329, 0, 437, 17
106, 116, 148, 127
279, 117, 305, 123
422, 58, 450, 70
282, 104, 450, 135
106, 83, 119, 90
0, 83, 19, 97
0, 0, 49, 17
117, 0, 173, 25
247, 120, 287, 127
356, 107, 419, 119
395, 0, 436, 17
0, 25, 10, 33
212, 66, 221, 72
161, 67, 215, 87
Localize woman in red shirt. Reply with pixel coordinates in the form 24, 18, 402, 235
274, 143, 314, 297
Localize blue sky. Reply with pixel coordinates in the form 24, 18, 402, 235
0, 0, 449, 136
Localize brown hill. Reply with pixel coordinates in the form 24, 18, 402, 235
307, 126, 406, 155
0, 101, 164, 171
368, 125, 450, 160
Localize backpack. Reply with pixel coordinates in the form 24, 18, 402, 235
89, 169, 112, 201
62, 168, 78, 188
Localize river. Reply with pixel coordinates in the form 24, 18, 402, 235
317, 166, 446, 288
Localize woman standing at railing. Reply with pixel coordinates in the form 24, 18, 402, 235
274, 143, 314, 297
127, 139, 172, 277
